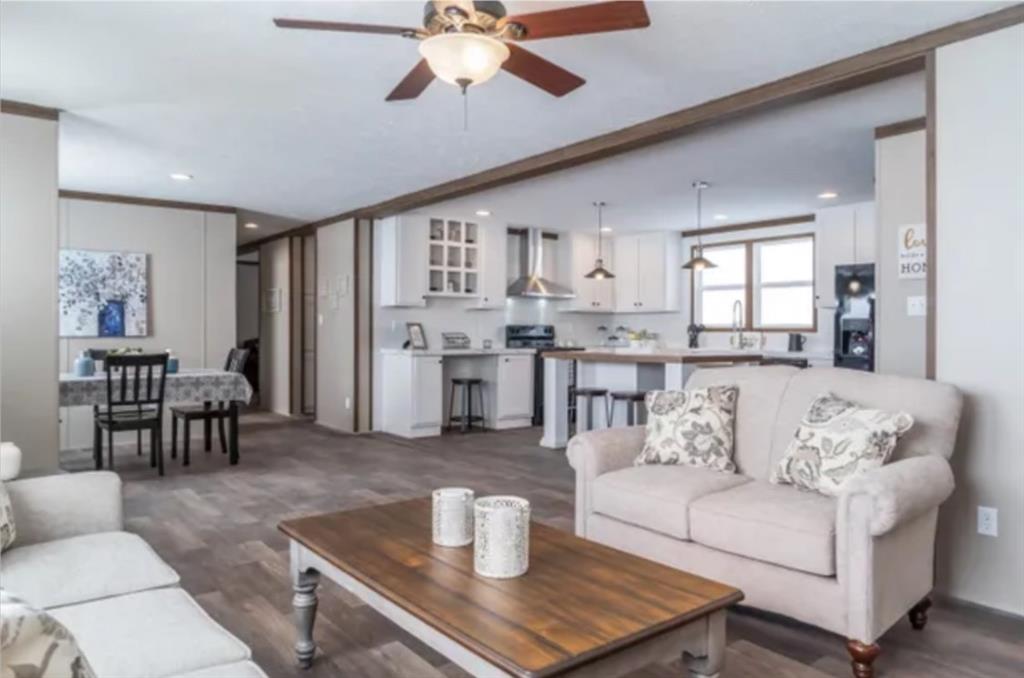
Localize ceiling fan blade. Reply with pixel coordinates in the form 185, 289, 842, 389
501, 1, 650, 41
501, 44, 585, 97
273, 18, 417, 36
386, 59, 436, 101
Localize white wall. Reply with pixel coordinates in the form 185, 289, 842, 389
875, 130, 927, 377
316, 220, 356, 432
236, 262, 260, 344
934, 24, 1024, 616
0, 112, 59, 472
57, 198, 236, 450
259, 238, 290, 415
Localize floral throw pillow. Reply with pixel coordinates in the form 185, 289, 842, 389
0, 589, 97, 678
771, 392, 914, 496
0, 482, 15, 552
635, 386, 739, 472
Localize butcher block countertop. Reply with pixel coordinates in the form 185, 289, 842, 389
540, 348, 763, 365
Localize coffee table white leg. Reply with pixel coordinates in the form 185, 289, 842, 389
291, 543, 321, 668
682, 610, 726, 678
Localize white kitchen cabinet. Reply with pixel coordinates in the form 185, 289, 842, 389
613, 232, 680, 313
495, 354, 533, 425
559, 232, 615, 312
379, 215, 428, 307
815, 202, 876, 308
470, 222, 507, 310
381, 352, 443, 437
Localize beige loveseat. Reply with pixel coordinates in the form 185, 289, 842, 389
2, 471, 267, 678
567, 366, 962, 678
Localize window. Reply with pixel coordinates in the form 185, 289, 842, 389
693, 234, 815, 331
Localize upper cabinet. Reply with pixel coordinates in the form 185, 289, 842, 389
379, 215, 428, 307
815, 202, 876, 308
379, 215, 505, 308
559, 232, 615, 312
612, 232, 681, 313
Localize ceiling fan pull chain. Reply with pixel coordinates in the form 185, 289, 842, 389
457, 77, 472, 132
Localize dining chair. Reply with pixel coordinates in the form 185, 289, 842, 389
94, 353, 169, 475
170, 348, 249, 466
88, 348, 148, 458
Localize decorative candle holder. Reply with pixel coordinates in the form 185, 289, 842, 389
432, 487, 474, 547
473, 496, 530, 579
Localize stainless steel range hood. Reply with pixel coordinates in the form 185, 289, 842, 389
506, 228, 576, 299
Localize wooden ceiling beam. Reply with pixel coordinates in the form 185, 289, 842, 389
1, 99, 60, 121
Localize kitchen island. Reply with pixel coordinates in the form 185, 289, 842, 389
540, 348, 763, 448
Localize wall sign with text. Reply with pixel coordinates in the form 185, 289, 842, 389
898, 224, 927, 279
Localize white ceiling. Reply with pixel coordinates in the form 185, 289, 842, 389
0, 1, 1007, 242
426, 72, 924, 233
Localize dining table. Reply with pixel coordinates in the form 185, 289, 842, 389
58, 368, 253, 465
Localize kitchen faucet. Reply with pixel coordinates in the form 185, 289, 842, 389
731, 300, 759, 349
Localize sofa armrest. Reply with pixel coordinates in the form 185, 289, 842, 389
566, 426, 645, 481
842, 455, 954, 537
5, 471, 123, 547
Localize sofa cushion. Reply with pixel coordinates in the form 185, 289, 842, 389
689, 480, 837, 576
0, 589, 97, 678
0, 481, 15, 552
686, 365, 800, 479
51, 588, 251, 678
2, 531, 179, 609
170, 661, 269, 678
636, 386, 739, 472
592, 465, 752, 540
772, 392, 914, 496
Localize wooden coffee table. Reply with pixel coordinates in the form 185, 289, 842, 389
279, 498, 742, 677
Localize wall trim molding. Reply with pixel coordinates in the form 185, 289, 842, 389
236, 3, 1023, 254
1, 99, 60, 121
59, 190, 236, 214
875, 116, 927, 139
681, 214, 815, 238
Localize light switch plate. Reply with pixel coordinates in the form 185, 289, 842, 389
977, 506, 998, 537
907, 295, 927, 317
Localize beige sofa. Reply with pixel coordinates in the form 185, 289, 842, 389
1, 471, 267, 678
567, 366, 962, 678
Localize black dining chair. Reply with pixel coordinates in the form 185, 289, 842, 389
88, 348, 149, 458
94, 353, 169, 475
170, 348, 249, 467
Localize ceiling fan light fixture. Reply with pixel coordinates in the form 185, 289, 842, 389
418, 32, 510, 89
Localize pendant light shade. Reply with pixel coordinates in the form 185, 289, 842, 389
682, 180, 717, 271
584, 201, 615, 279
418, 33, 510, 90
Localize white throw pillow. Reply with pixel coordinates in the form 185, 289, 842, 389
0, 589, 97, 678
0, 481, 15, 552
771, 392, 914, 496
635, 386, 739, 473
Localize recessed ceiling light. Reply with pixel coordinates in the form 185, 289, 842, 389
600, 226, 613, 233
170, 173, 193, 181
818, 191, 839, 199
243, 222, 259, 230
475, 209, 491, 217
713, 214, 728, 221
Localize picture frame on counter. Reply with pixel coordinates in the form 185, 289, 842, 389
406, 322, 428, 350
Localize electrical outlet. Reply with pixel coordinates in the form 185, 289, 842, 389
344, 397, 352, 410
907, 295, 927, 317
977, 506, 998, 537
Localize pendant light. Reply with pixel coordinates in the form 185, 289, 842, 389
682, 180, 717, 270
584, 201, 615, 279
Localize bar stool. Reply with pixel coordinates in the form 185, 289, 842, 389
447, 378, 485, 433
573, 387, 609, 433
609, 390, 649, 426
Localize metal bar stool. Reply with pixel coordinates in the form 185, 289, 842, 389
573, 387, 609, 433
447, 378, 485, 433
609, 390, 649, 426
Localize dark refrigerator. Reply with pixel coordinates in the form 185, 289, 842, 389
833, 264, 875, 371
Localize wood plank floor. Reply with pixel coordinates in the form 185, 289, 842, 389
61, 414, 1024, 678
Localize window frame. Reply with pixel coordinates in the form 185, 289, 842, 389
690, 232, 817, 333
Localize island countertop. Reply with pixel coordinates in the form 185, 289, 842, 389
540, 348, 763, 365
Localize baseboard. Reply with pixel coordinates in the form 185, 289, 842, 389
934, 593, 1024, 622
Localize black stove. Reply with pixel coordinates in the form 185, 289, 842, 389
505, 325, 584, 425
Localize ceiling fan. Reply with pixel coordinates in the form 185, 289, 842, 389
274, 1, 650, 101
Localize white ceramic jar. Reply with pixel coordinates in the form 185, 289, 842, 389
473, 496, 530, 579
432, 487, 474, 547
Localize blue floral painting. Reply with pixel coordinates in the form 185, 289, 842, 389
59, 249, 148, 337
